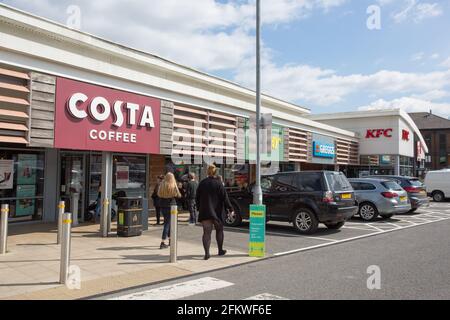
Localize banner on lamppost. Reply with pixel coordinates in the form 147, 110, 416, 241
249, 204, 266, 257
249, 114, 272, 156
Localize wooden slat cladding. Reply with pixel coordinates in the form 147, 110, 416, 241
172, 104, 238, 161
288, 128, 309, 162
0, 65, 30, 144
336, 138, 359, 165
29, 72, 56, 147
160, 100, 174, 155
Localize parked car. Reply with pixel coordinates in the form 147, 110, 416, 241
424, 169, 450, 202
348, 178, 411, 221
368, 175, 429, 212
226, 171, 358, 234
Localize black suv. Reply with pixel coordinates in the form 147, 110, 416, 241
226, 171, 358, 234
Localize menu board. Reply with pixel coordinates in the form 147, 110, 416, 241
116, 165, 130, 189
17, 154, 37, 185
16, 185, 36, 216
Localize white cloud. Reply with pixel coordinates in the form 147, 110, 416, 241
411, 52, 425, 61
358, 97, 450, 118
2, 0, 348, 72
441, 57, 450, 68
430, 53, 440, 60
234, 56, 450, 107
392, 1, 443, 23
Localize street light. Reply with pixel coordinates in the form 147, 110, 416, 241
253, 0, 263, 206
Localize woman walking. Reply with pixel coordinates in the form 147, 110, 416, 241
151, 175, 163, 225
157, 172, 181, 249
196, 165, 234, 260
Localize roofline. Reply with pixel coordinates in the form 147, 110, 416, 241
0, 3, 310, 115
307, 109, 429, 154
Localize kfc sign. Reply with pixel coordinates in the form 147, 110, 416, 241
366, 129, 393, 139
55, 77, 160, 154
402, 129, 410, 141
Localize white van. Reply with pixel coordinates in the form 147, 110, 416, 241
424, 169, 450, 202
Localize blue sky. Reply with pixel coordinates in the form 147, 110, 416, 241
2, 0, 450, 117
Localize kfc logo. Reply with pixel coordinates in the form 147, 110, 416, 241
366, 129, 393, 139
402, 129, 410, 141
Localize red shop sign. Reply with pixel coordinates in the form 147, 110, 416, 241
366, 129, 393, 139
54, 77, 160, 154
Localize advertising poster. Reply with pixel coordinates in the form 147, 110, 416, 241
16, 185, 36, 216
249, 204, 266, 257
17, 154, 37, 185
116, 166, 130, 189
0, 160, 14, 190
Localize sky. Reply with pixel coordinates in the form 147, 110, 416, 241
2, 0, 450, 118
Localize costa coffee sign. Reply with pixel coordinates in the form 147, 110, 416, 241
54, 77, 160, 154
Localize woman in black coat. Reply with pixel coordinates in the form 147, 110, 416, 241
195, 165, 234, 260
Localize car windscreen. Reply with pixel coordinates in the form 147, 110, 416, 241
325, 172, 352, 191
408, 179, 423, 187
381, 181, 403, 191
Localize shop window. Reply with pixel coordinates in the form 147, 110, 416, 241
0, 150, 45, 222
113, 155, 147, 199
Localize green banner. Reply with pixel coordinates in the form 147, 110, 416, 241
249, 204, 266, 257
246, 122, 284, 162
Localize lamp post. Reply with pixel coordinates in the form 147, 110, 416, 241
253, 0, 263, 206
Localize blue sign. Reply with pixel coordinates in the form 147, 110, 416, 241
313, 141, 335, 159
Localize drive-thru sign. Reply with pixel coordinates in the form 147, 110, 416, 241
249, 204, 266, 257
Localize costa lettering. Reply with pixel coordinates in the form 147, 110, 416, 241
68, 93, 155, 144
366, 129, 393, 139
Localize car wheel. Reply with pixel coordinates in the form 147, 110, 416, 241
432, 191, 445, 202
324, 221, 345, 230
359, 203, 379, 222
224, 203, 242, 227
380, 214, 394, 219
293, 208, 319, 234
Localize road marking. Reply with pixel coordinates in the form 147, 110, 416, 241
274, 216, 450, 256
244, 293, 289, 300
110, 277, 234, 300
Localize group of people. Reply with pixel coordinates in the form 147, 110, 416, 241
151, 165, 234, 260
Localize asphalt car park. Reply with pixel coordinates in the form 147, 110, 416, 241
177, 201, 450, 257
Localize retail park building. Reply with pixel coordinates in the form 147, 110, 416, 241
0, 5, 428, 224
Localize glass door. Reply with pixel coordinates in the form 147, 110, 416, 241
60, 153, 85, 223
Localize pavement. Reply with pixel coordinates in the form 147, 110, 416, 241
100, 206, 450, 300
1, 202, 449, 300
0, 212, 256, 300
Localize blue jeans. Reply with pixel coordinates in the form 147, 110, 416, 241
187, 199, 197, 224
161, 207, 171, 241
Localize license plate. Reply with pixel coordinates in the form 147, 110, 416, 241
341, 193, 352, 199
400, 196, 407, 202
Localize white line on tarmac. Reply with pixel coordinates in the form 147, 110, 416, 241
244, 293, 289, 300
110, 277, 234, 300
274, 217, 450, 257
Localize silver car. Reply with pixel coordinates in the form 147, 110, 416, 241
348, 178, 411, 221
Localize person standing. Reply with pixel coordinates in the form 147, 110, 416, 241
157, 172, 181, 249
185, 173, 199, 225
196, 165, 234, 260
151, 175, 163, 225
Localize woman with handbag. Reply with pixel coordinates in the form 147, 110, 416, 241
195, 165, 234, 260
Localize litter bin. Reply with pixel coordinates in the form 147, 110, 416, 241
117, 197, 143, 237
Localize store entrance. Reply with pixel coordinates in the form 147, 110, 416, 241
60, 153, 86, 223
60, 152, 104, 223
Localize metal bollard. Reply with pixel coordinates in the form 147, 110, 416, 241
101, 198, 110, 238
60, 213, 72, 284
57, 201, 65, 244
71, 193, 79, 226
1, 204, 9, 255
170, 205, 178, 263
